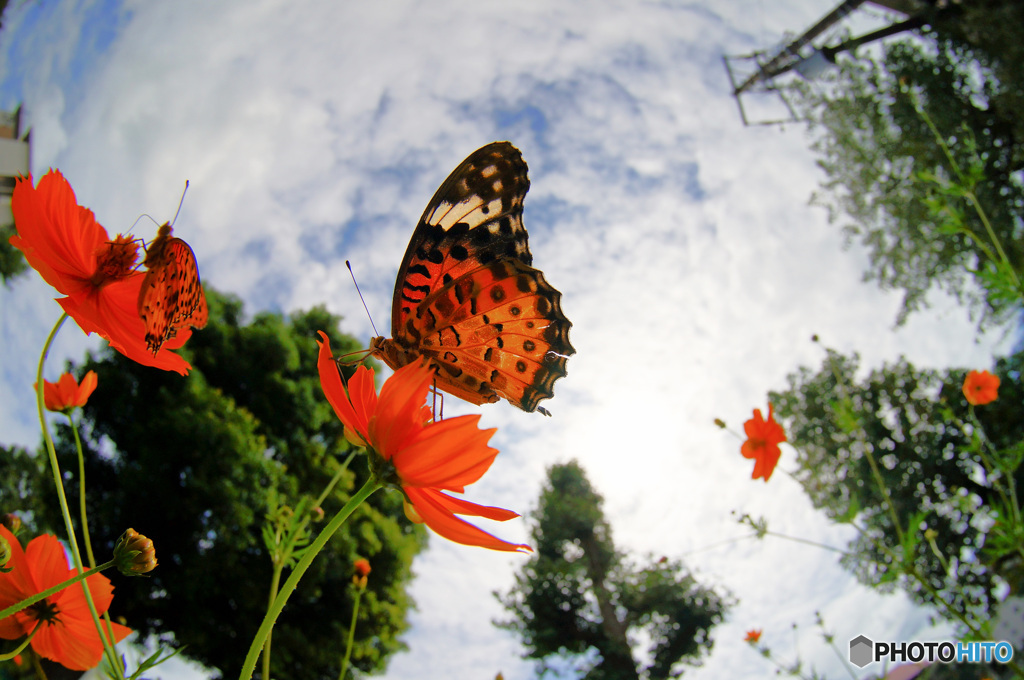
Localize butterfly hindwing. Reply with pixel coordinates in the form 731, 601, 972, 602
411, 259, 572, 413
372, 142, 574, 414
138, 223, 208, 353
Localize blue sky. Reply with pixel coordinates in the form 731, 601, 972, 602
0, 1, 1013, 679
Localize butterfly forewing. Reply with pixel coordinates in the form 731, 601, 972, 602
391, 142, 532, 331
373, 141, 574, 414
138, 223, 208, 353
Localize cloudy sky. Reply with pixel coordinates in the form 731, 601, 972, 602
0, 1, 1012, 679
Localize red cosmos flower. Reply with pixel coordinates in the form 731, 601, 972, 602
0, 526, 131, 671
10, 170, 194, 375
745, 629, 762, 643
36, 371, 98, 413
316, 332, 530, 553
741, 405, 786, 482
963, 370, 999, 406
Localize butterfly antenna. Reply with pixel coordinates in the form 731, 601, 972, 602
170, 180, 189, 227
128, 214, 161, 233
346, 260, 380, 337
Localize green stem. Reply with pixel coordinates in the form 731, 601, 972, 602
0, 619, 42, 661
763, 530, 850, 556
69, 414, 96, 570
261, 453, 355, 680
262, 565, 282, 680
338, 586, 364, 680
914, 91, 1023, 295
35, 313, 124, 679
240, 476, 382, 680
861, 444, 906, 548
0, 561, 114, 621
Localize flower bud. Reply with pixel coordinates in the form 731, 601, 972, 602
1, 513, 21, 535
310, 506, 325, 523
113, 528, 158, 575
352, 558, 371, 589
0, 534, 11, 572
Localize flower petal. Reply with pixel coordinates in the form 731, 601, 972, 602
10, 171, 107, 296
32, 614, 131, 671
405, 487, 530, 552
0, 527, 36, 639
370, 358, 433, 458
58, 277, 193, 375
316, 331, 373, 444
392, 415, 498, 489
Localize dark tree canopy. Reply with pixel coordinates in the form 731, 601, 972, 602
9, 288, 426, 679
498, 461, 729, 680
794, 5, 1024, 329
771, 346, 1024, 623
0, 223, 29, 285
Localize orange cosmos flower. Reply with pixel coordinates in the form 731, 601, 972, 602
352, 558, 371, 589
962, 370, 999, 406
36, 371, 98, 413
0, 526, 132, 671
741, 405, 786, 482
316, 331, 530, 553
745, 629, 762, 643
10, 170, 194, 375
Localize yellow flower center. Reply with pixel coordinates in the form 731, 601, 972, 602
90, 235, 140, 288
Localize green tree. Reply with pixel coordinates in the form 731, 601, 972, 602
771, 345, 1024, 627
497, 461, 729, 680
19, 288, 425, 679
793, 18, 1024, 328
0, 223, 28, 285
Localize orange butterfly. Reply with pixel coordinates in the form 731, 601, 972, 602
137, 222, 208, 354
370, 142, 574, 415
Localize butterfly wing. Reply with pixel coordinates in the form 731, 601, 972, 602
138, 224, 208, 353
374, 142, 574, 414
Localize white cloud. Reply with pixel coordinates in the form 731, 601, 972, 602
0, 1, 1012, 679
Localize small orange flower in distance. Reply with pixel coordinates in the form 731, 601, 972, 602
745, 629, 762, 643
0, 526, 131, 670
37, 371, 98, 413
317, 332, 530, 553
741, 405, 786, 482
352, 558, 371, 589
963, 370, 999, 406
10, 170, 194, 374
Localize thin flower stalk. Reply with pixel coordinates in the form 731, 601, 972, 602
0, 561, 114, 622
261, 454, 355, 680
338, 561, 369, 680
34, 313, 125, 679
69, 413, 96, 569
910, 89, 1023, 298
240, 476, 382, 680
0, 621, 41, 662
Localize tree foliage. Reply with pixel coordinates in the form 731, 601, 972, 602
793, 6, 1024, 328
0, 223, 28, 285
771, 345, 1024, 624
497, 461, 729, 680
12, 288, 426, 679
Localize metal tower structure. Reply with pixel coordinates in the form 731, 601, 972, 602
723, 0, 940, 126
